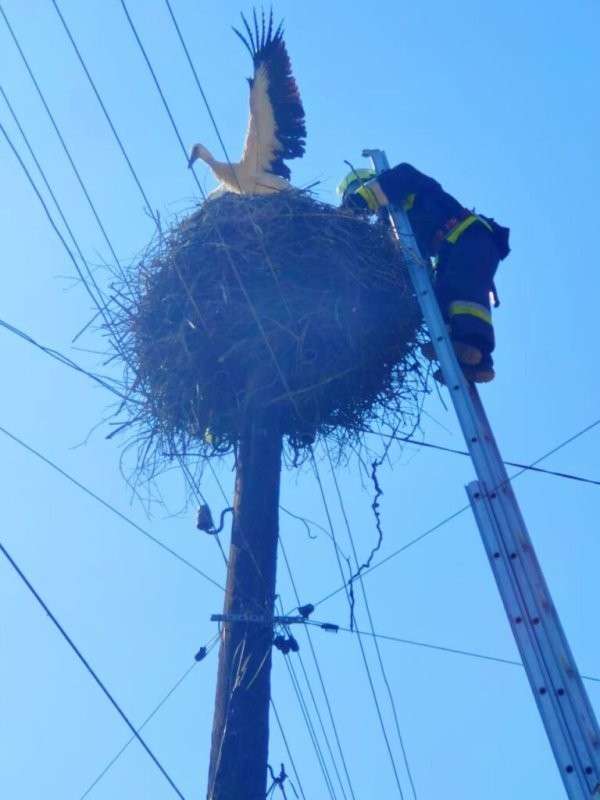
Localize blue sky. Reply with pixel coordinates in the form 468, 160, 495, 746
1, 1, 599, 798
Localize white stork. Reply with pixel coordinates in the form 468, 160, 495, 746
188, 10, 306, 199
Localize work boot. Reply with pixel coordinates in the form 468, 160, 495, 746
463, 353, 495, 383
421, 338, 482, 366
432, 353, 495, 385
453, 340, 483, 366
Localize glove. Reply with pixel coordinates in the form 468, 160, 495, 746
342, 191, 371, 213
343, 182, 384, 213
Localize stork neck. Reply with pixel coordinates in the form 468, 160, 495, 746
201, 149, 217, 167
211, 159, 239, 185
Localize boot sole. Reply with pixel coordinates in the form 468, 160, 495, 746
422, 340, 483, 366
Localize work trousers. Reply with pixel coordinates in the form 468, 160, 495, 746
434, 222, 501, 355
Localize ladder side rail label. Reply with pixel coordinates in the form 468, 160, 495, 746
469, 483, 596, 797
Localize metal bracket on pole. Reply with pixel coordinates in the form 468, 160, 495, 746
211, 613, 306, 627
363, 148, 600, 798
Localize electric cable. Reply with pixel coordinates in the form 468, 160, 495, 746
0, 424, 225, 592
0, 317, 129, 401
0, 84, 110, 321
50, 0, 156, 221
286, 645, 349, 800
118, 0, 202, 192
324, 444, 418, 800
0, 539, 187, 800
279, 540, 357, 800
281, 648, 339, 800
0, 119, 121, 352
0, 4, 130, 291
276, 597, 350, 800
305, 620, 600, 685
310, 451, 407, 799
161, 0, 236, 171
79, 635, 219, 799
271, 699, 307, 800
360, 427, 600, 488
311, 416, 600, 610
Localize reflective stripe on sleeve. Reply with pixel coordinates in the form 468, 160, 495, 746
449, 301, 492, 325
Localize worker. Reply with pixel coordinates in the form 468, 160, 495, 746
338, 164, 510, 383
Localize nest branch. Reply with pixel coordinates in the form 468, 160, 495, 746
109, 191, 427, 483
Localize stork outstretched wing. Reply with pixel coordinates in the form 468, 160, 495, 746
233, 10, 306, 180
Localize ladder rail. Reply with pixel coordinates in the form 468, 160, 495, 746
468, 481, 591, 797
363, 148, 600, 798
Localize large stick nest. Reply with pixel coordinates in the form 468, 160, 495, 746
112, 191, 426, 473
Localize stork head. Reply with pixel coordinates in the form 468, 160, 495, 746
188, 143, 214, 169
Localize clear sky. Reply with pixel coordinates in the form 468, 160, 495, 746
1, 1, 599, 798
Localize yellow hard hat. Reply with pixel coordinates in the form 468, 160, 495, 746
337, 168, 377, 202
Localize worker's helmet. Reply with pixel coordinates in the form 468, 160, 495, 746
336, 168, 377, 204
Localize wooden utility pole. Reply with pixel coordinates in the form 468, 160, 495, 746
207, 401, 283, 800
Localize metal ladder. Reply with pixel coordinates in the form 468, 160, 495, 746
364, 148, 600, 798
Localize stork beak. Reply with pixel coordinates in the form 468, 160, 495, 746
187, 146, 198, 169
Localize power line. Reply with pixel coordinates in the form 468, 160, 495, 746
362, 427, 600, 488
0, 317, 128, 401
0, 118, 120, 350
276, 598, 351, 800
0, 3, 129, 290
305, 620, 600, 686
271, 699, 307, 800
310, 452, 407, 800
0, 424, 225, 592
50, 0, 156, 222
0, 539, 187, 800
161, 0, 235, 170
279, 540, 357, 800
0, 84, 105, 314
280, 649, 339, 800
324, 444, 417, 800
79, 636, 219, 799
118, 0, 202, 192
311, 416, 600, 610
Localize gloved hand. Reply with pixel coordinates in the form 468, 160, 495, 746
342, 191, 371, 213
342, 181, 384, 213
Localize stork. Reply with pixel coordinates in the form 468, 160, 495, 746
188, 10, 306, 199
